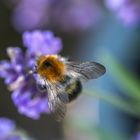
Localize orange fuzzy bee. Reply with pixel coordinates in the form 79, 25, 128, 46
32, 55, 106, 121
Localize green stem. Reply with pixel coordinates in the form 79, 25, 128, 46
102, 51, 140, 101
84, 89, 140, 117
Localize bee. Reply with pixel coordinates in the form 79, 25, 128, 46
32, 55, 106, 121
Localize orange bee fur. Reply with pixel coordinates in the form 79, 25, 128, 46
37, 55, 65, 83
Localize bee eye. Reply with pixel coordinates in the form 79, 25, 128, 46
44, 61, 52, 68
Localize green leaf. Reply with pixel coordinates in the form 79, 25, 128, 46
101, 50, 140, 101
84, 89, 140, 117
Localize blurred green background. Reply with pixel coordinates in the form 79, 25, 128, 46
0, 0, 140, 140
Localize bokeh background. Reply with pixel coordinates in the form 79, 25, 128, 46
0, 0, 140, 140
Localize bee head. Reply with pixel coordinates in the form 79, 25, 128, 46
36, 55, 65, 83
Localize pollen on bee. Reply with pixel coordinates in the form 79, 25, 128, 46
37, 55, 65, 83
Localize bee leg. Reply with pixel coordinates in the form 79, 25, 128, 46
36, 78, 47, 92
57, 93, 69, 103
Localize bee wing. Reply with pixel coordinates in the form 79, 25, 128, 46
66, 61, 106, 81
45, 81, 67, 121
35, 75, 69, 103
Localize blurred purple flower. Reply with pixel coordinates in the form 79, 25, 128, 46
12, 0, 50, 32
136, 133, 140, 140
23, 30, 62, 55
0, 117, 21, 140
0, 30, 62, 119
0, 118, 15, 137
8, 0, 102, 33
105, 0, 140, 26
51, 0, 102, 32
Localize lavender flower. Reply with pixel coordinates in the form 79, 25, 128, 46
23, 30, 62, 56
7, 0, 102, 33
0, 118, 15, 137
0, 30, 62, 119
136, 133, 140, 140
51, 0, 102, 32
12, 0, 50, 32
0, 117, 22, 140
105, 0, 140, 26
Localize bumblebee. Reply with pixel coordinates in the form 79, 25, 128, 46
33, 55, 106, 121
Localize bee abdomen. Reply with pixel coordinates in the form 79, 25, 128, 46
66, 80, 82, 102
